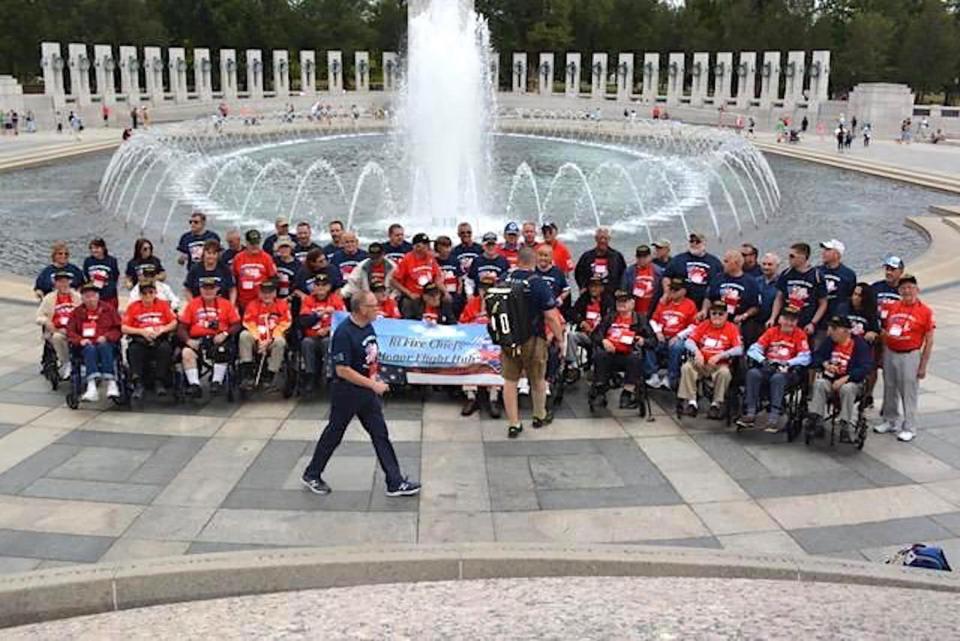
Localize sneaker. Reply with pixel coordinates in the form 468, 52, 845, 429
619, 389, 638, 409
897, 430, 916, 443
659, 376, 673, 390
58, 362, 71, 380
874, 421, 900, 434
385, 479, 421, 497
105, 380, 120, 399
187, 383, 203, 399
210, 381, 223, 396
80, 381, 99, 403
685, 401, 698, 417
707, 403, 722, 420
532, 413, 554, 429
764, 413, 783, 433
301, 474, 331, 495
645, 374, 661, 388
461, 396, 479, 417
736, 414, 756, 428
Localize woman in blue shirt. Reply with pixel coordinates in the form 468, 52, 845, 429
34, 241, 84, 298
83, 238, 121, 308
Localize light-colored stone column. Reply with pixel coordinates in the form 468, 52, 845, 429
382, 52, 398, 92
642, 53, 659, 103
809, 50, 830, 105
736, 52, 756, 109
220, 49, 238, 100
354, 51, 370, 92
759, 51, 780, 109
0, 75, 25, 115
489, 50, 499, 91
246, 49, 263, 99
93, 45, 115, 105
538, 53, 554, 96
783, 50, 805, 109
591, 53, 607, 99
40, 42, 66, 109
143, 46, 164, 105
690, 52, 709, 107
617, 53, 634, 101
300, 51, 317, 95
327, 51, 343, 92
68, 43, 92, 107
512, 52, 527, 94
119, 45, 140, 105
666, 52, 684, 107
194, 48, 213, 102
273, 50, 289, 97
714, 52, 733, 106
169, 47, 188, 103
565, 53, 580, 97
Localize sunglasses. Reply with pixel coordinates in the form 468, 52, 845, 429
689, 239, 703, 245
190, 220, 203, 225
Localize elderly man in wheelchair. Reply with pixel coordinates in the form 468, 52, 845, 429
805, 315, 873, 443
738, 305, 811, 432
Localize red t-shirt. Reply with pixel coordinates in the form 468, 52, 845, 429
53, 293, 77, 329
301, 293, 345, 337
582, 298, 603, 332
233, 250, 277, 307
827, 338, 856, 376
884, 300, 935, 352
459, 296, 488, 324
123, 299, 176, 330
243, 298, 291, 339
652, 297, 698, 339
179, 297, 241, 338
631, 264, 657, 315
756, 326, 809, 363
606, 313, 638, 354
591, 256, 610, 281
395, 252, 441, 295
498, 244, 520, 269
421, 305, 441, 324
547, 240, 575, 274
377, 297, 401, 320
690, 320, 742, 364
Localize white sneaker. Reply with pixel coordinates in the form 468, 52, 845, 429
80, 381, 99, 403
645, 374, 661, 388
58, 363, 71, 380
897, 430, 916, 442
105, 380, 120, 399
874, 421, 900, 434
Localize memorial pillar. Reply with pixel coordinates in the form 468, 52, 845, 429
355, 51, 370, 92
809, 50, 830, 105
617, 53, 634, 101
169, 47, 188, 103
565, 53, 580, 97
68, 43, 93, 107
690, 52, 709, 107
246, 49, 263, 99
642, 53, 659, 104
93, 44, 115, 105
714, 52, 733, 106
40, 42, 66, 109
143, 46, 164, 105
220, 49, 238, 100
538, 53, 554, 96
273, 50, 289, 97
300, 51, 317, 96
327, 51, 343, 92
119, 45, 140, 106
591, 53, 607, 99
382, 52, 398, 92
783, 50, 805, 109
194, 48, 213, 102
666, 52, 684, 107
512, 52, 527, 94
736, 52, 756, 109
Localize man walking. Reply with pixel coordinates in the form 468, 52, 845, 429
301, 291, 420, 496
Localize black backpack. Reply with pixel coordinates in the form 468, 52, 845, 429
485, 279, 531, 352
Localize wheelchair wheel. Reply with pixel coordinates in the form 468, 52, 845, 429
829, 424, 836, 447
66, 391, 79, 410
856, 418, 868, 450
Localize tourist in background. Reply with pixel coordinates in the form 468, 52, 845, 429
34, 241, 84, 298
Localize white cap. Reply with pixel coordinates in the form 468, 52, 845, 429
820, 239, 846, 255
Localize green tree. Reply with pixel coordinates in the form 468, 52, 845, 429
897, 0, 960, 100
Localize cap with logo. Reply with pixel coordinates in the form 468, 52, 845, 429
482, 232, 498, 243
689, 232, 706, 243
820, 239, 846, 255
504, 221, 520, 236
541, 221, 558, 232
614, 289, 633, 301
368, 242, 383, 255
780, 305, 801, 318
883, 255, 905, 270
412, 233, 430, 246
199, 277, 220, 289
828, 315, 852, 329
245, 229, 263, 244
422, 282, 441, 296
53, 270, 74, 281
709, 300, 727, 313
652, 238, 671, 249
313, 273, 331, 286
80, 282, 100, 293
635, 244, 651, 257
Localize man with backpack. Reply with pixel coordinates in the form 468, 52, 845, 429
488, 248, 563, 439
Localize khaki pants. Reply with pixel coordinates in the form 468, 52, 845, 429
882, 348, 920, 432
809, 378, 861, 424
239, 331, 286, 373
46, 331, 69, 366
678, 361, 731, 404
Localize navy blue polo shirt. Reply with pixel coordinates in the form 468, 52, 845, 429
384, 240, 413, 265
468, 253, 510, 285
177, 230, 220, 268
184, 263, 235, 297
707, 272, 759, 317
293, 242, 321, 263
331, 249, 368, 281
437, 254, 463, 294
665, 251, 724, 306
83, 255, 121, 300
452, 242, 483, 273
331, 317, 380, 384
819, 263, 858, 319
505, 269, 556, 338
262, 232, 296, 256
125, 256, 165, 286
776, 267, 826, 327
293, 265, 342, 295
536, 265, 570, 300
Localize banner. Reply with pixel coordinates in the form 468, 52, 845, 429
332, 313, 504, 385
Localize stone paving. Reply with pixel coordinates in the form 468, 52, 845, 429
0, 285, 959, 574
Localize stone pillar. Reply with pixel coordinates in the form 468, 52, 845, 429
328, 51, 343, 92
759, 51, 780, 109
194, 48, 213, 102
565, 53, 580, 97
690, 52, 709, 107
0, 75, 25, 115
355, 51, 370, 92
512, 52, 527, 94
489, 50, 499, 91
143, 46, 165, 105
847, 83, 913, 137
246, 49, 263, 99
666, 52, 684, 107
169, 47, 188, 103
221, 49, 238, 100
300, 51, 317, 95
809, 50, 830, 105
642, 53, 659, 103
736, 52, 756, 109
591, 53, 607, 99
783, 50, 805, 109
93, 45, 115, 105
273, 50, 289, 97
68, 43, 92, 107
538, 53, 554, 96
382, 52, 398, 92
40, 42, 66, 109
119, 45, 140, 105
617, 53, 634, 101
714, 52, 733, 105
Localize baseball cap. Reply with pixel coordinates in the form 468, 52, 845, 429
53, 270, 73, 281
820, 239, 846, 254
275, 216, 289, 226
412, 233, 430, 245
368, 242, 383, 255
541, 221, 558, 232
652, 238, 671, 249
828, 315, 852, 329
275, 238, 294, 250
80, 282, 99, 293
635, 244, 651, 257
883, 255, 905, 270
245, 229, 262, 244
259, 278, 277, 292
588, 275, 604, 285
139, 281, 157, 292
709, 300, 727, 313
614, 289, 633, 301
899, 274, 918, 286
313, 273, 331, 286
370, 280, 386, 292
482, 232, 497, 243
422, 282, 440, 296
689, 232, 706, 243
504, 222, 520, 236
479, 272, 498, 285
780, 305, 801, 318
140, 264, 158, 277
668, 277, 686, 290
199, 277, 220, 289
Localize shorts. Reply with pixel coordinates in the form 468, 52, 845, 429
501, 336, 548, 383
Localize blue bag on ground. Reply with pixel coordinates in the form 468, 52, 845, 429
887, 544, 952, 571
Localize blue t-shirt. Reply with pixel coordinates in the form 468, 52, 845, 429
293, 264, 343, 295
125, 256, 165, 286
274, 257, 301, 299
34, 263, 84, 295
452, 242, 483, 274
707, 272, 759, 318
262, 232, 296, 256
83, 255, 121, 300
871, 280, 901, 321
506, 269, 557, 338
221, 248, 240, 269
437, 254, 463, 295
293, 242, 321, 263
776, 266, 825, 327
819, 263, 858, 320
331, 317, 379, 384
322, 243, 340, 260
384, 240, 413, 265
184, 263, 235, 297
756, 275, 779, 324
468, 253, 510, 285
665, 252, 724, 306
177, 230, 220, 268
536, 265, 570, 300
331, 249, 368, 281
743, 264, 763, 279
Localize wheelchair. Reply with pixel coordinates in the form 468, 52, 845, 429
546, 334, 571, 408
587, 347, 654, 419
65, 342, 130, 410
40, 336, 61, 391
804, 381, 869, 450
732, 363, 809, 443
674, 352, 741, 425
172, 336, 240, 403
124, 336, 179, 407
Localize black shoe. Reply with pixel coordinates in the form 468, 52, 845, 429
488, 396, 502, 419
685, 402, 699, 417
385, 479, 421, 497
461, 396, 479, 416
131, 382, 145, 401
619, 389, 638, 409
863, 395, 874, 410
707, 404, 723, 420
838, 420, 853, 443
240, 363, 255, 391
187, 383, 203, 399
304, 376, 316, 394
155, 382, 168, 397
262, 370, 275, 387
532, 413, 554, 429
301, 474, 331, 495
508, 424, 523, 439
210, 381, 223, 396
